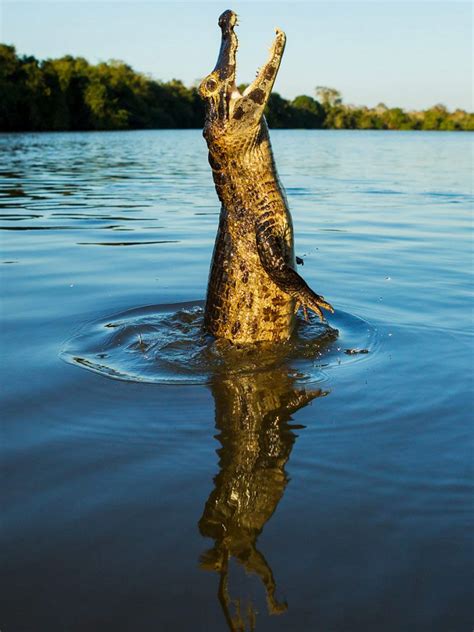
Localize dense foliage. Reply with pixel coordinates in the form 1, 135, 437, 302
1, 45, 472, 132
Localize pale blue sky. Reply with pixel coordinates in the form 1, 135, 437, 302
1, 1, 472, 110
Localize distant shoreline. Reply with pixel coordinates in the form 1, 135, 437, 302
1, 128, 472, 134
1, 45, 472, 133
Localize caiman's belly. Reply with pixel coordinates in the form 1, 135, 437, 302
204, 243, 296, 343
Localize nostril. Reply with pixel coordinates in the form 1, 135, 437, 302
218, 10, 236, 28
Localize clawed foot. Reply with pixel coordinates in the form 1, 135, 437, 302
294, 291, 334, 322
267, 597, 288, 615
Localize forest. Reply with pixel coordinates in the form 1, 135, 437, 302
1, 45, 472, 132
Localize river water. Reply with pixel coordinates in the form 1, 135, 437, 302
1, 129, 472, 631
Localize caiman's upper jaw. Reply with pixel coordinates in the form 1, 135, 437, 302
215, 10, 238, 87
199, 10, 240, 125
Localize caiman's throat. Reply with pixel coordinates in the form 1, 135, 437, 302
199, 9, 333, 343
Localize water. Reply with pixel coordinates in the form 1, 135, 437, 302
1, 129, 472, 631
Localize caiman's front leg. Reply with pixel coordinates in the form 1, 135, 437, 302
256, 216, 334, 321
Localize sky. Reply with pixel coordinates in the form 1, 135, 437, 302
1, 1, 472, 111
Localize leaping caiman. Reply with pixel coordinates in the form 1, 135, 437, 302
199, 9, 333, 343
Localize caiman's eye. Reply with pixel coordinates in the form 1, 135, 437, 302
206, 78, 218, 92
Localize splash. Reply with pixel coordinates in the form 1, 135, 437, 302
60, 301, 377, 385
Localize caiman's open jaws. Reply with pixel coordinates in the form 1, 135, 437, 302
199, 9, 286, 137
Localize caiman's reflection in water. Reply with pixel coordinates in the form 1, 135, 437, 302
199, 367, 327, 630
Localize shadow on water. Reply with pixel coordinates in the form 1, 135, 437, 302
199, 367, 327, 631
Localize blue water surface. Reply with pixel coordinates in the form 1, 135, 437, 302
1, 130, 472, 631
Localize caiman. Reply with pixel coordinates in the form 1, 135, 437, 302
199, 9, 333, 343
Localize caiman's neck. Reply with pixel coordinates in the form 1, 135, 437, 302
208, 124, 281, 214
208, 122, 275, 176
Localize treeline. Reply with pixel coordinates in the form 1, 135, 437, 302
268, 87, 474, 131
0, 44, 204, 131
1, 45, 472, 132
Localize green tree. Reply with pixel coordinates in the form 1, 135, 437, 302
315, 86, 342, 107
382, 107, 415, 130
422, 104, 449, 130
0, 45, 30, 130
290, 95, 324, 128
264, 92, 293, 128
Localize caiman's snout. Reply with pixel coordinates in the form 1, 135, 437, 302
218, 9, 238, 33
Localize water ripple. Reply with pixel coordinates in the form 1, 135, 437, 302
76, 240, 180, 246
60, 302, 378, 385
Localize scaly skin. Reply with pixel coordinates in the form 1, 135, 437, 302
199, 10, 333, 343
